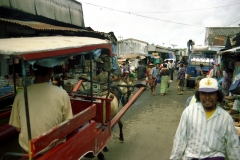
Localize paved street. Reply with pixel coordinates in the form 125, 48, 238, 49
87, 76, 194, 160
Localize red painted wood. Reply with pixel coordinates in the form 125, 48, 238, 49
31, 104, 96, 156
111, 87, 145, 128
0, 93, 14, 99
37, 121, 97, 160
37, 121, 112, 160
70, 97, 112, 124
105, 99, 112, 122
0, 110, 11, 119
72, 80, 82, 93
0, 123, 18, 143
21, 44, 113, 60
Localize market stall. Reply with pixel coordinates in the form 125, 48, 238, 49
218, 46, 240, 136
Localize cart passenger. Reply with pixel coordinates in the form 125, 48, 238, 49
9, 64, 73, 152
51, 74, 63, 89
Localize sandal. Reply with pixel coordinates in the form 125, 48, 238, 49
161, 94, 164, 96
178, 93, 183, 95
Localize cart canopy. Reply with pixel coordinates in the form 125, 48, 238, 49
0, 36, 113, 61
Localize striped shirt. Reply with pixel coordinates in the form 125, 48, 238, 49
170, 102, 240, 160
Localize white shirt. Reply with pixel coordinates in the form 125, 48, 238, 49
169, 62, 174, 69
167, 62, 171, 69
170, 102, 240, 160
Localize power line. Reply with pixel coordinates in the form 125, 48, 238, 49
194, 29, 205, 39
131, 2, 240, 13
193, 16, 240, 42
80, 1, 203, 28
225, 18, 240, 27
222, 16, 240, 27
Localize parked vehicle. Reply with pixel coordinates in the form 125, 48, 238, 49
186, 47, 217, 87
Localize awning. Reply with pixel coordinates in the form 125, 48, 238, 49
140, 55, 146, 59
218, 46, 240, 55
0, 36, 113, 60
229, 70, 240, 91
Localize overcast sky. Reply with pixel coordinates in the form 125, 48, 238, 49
78, 0, 240, 49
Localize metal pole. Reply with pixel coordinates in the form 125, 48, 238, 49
21, 59, 32, 159
107, 71, 110, 97
13, 58, 16, 94
89, 52, 93, 104
111, 87, 145, 128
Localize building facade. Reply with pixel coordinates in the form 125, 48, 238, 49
204, 27, 240, 51
117, 38, 149, 57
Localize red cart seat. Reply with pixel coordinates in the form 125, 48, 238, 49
0, 110, 19, 146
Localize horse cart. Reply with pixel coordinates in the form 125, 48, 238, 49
0, 36, 145, 160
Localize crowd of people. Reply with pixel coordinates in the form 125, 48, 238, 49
126, 59, 190, 96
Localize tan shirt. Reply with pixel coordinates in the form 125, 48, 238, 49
9, 83, 73, 151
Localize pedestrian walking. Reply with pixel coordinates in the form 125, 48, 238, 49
159, 63, 169, 96
135, 61, 146, 84
170, 78, 240, 160
183, 62, 188, 90
149, 63, 160, 95
169, 60, 174, 82
145, 63, 154, 89
177, 63, 185, 95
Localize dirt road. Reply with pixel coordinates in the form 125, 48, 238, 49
86, 77, 194, 160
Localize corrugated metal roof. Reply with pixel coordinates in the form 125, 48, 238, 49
0, 0, 84, 27
0, 18, 117, 44
0, 18, 80, 31
207, 27, 240, 36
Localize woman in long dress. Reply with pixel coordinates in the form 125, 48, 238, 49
149, 63, 160, 95
159, 63, 169, 96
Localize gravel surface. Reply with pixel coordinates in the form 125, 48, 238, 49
84, 76, 194, 160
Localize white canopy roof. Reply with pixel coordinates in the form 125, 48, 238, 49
0, 36, 112, 60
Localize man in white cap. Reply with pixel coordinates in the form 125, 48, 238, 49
170, 78, 240, 160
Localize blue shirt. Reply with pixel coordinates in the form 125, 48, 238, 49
151, 67, 159, 78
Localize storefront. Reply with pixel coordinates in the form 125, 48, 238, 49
218, 46, 240, 132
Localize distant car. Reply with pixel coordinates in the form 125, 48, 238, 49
164, 58, 175, 62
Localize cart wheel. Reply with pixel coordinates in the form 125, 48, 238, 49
97, 152, 105, 160
103, 146, 109, 152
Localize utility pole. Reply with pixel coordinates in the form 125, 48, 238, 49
118, 35, 123, 40
171, 44, 177, 48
